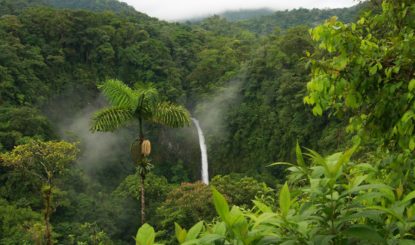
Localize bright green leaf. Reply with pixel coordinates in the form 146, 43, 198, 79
279, 182, 291, 217
136, 223, 156, 245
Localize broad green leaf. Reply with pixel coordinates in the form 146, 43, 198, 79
136, 223, 156, 245
212, 222, 226, 235
343, 225, 383, 242
343, 184, 393, 198
199, 234, 224, 243
349, 174, 367, 189
295, 141, 306, 168
279, 183, 291, 217
408, 79, 415, 91
409, 137, 415, 151
253, 212, 278, 228
369, 65, 377, 75
368, 206, 404, 222
337, 210, 384, 223
331, 146, 357, 177
211, 187, 230, 223
186, 221, 204, 241
402, 190, 415, 203
175, 223, 187, 243
253, 200, 273, 213
312, 104, 323, 116
181, 240, 199, 245
402, 111, 415, 123
229, 206, 247, 227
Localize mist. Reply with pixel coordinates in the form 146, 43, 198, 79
195, 80, 242, 138
58, 98, 135, 174
122, 0, 357, 21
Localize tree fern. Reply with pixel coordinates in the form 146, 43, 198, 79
152, 102, 191, 127
90, 79, 191, 224
99, 79, 138, 110
91, 79, 190, 131
91, 106, 134, 132
134, 82, 159, 113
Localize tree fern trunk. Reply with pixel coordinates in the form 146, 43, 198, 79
139, 117, 144, 143
138, 116, 146, 224
140, 173, 145, 225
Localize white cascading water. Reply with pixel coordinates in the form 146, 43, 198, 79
191, 118, 209, 184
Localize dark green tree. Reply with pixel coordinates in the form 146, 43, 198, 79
1, 140, 79, 245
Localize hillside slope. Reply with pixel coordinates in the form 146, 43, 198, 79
0, 0, 142, 16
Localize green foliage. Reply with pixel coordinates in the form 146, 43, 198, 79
235, 4, 365, 35
210, 174, 273, 208
0, 106, 55, 151
1, 140, 79, 244
44, 0, 138, 14
0, 0, 138, 16
56, 222, 113, 245
135, 223, 157, 245
155, 182, 214, 243
219, 8, 274, 22
0, 198, 43, 244
1, 140, 79, 181
91, 79, 190, 132
206, 25, 344, 176
91, 78, 191, 226
114, 173, 172, 225
3, 0, 410, 243
174, 221, 204, 244
278, 182, 290, 217
91, 106, 134, 132
305, 0, 415, 151
0, 0, 355, 182
99, 79, 142, 110
140, 146, 415, 244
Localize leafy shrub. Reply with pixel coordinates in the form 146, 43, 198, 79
136, 145, 415, 244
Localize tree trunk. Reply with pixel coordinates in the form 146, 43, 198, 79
138, 116, 146, 225
44, 185, 53, 245
139, 117, 144, 144
140, 173, 145, 225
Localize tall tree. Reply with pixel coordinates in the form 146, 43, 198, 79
1, 140, 79, 245
90, 79, 190, 224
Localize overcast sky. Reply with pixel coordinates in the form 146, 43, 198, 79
121, 0, 358, 21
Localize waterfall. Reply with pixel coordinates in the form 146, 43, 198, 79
191, 118, 209, 185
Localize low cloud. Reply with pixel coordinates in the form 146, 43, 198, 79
58, 98, 134, 173
194, 80, 242, 138
123, 0, 357, 21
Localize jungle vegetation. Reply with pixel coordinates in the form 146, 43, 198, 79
0, 0, 414, 244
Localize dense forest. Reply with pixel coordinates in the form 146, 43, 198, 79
0, 0, 414, 244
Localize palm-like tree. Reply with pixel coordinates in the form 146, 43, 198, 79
90, 79, 190, 224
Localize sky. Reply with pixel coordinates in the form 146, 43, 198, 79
121, 0, 358, 21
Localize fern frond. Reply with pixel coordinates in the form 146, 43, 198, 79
90, 106, 134, 132
151, 102, 191, 128
133, 82, 159, 109
99, 79, 138, 110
